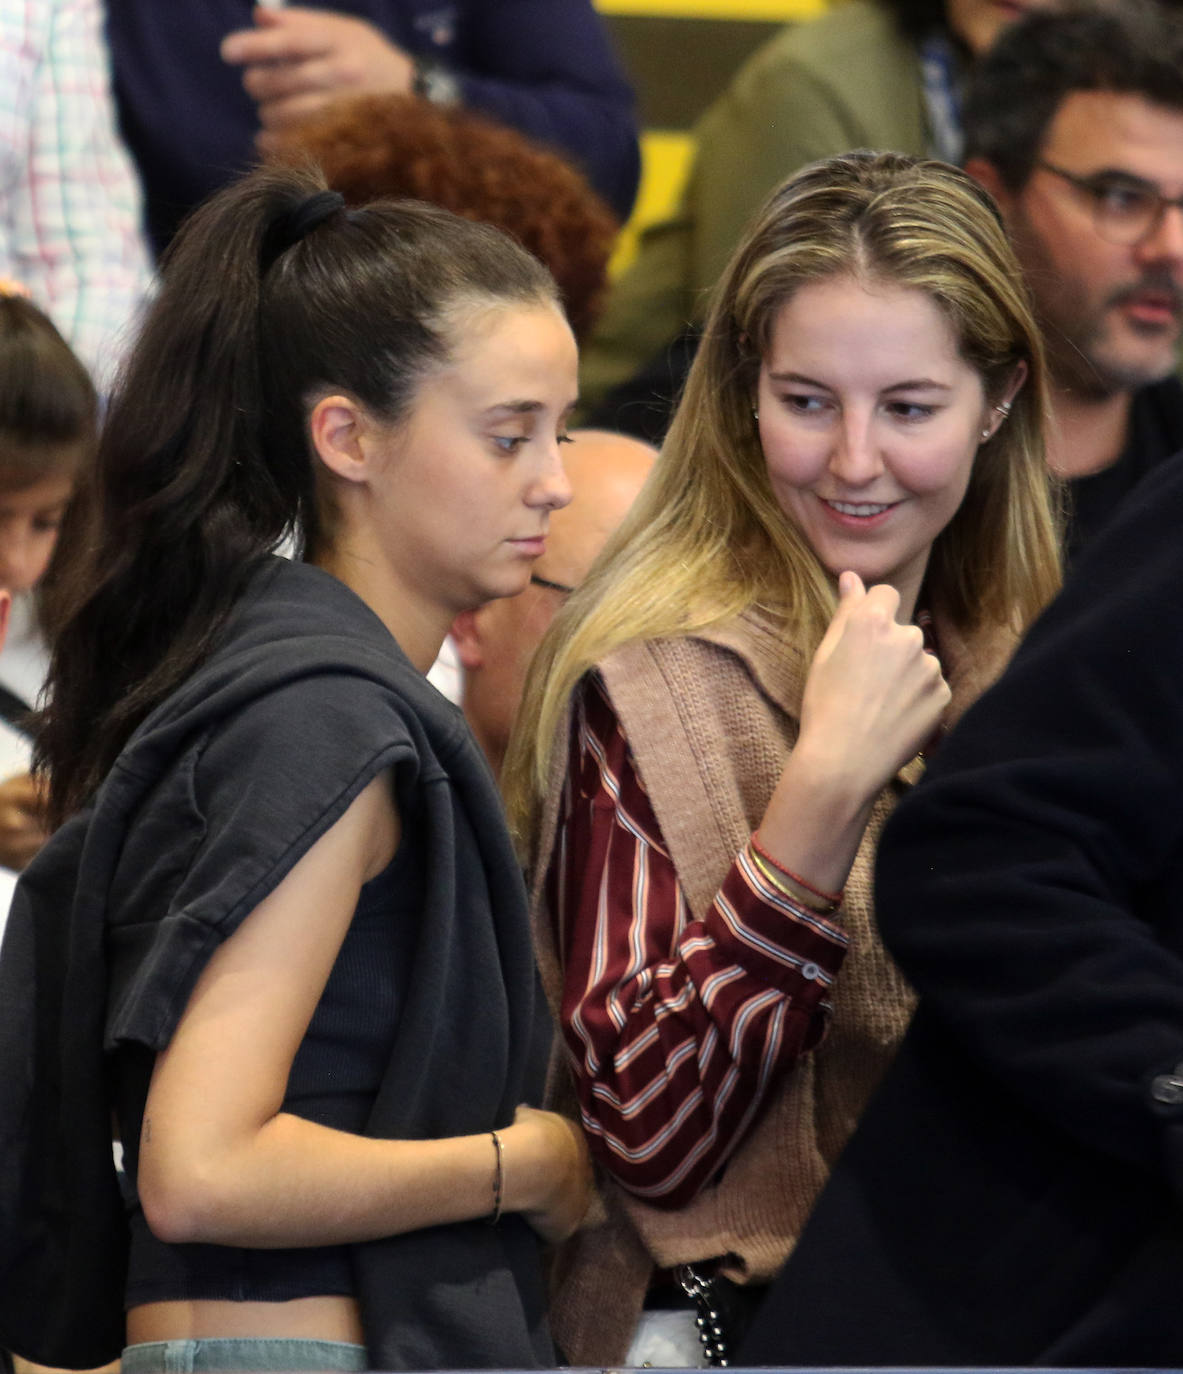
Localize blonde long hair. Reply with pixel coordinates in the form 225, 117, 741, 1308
504, 151, 1061, 846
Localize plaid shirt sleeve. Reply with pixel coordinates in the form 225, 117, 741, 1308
548, 673, 849, 1207
4, 0, 151, 386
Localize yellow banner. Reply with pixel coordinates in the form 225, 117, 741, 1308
596, 0, 825, 17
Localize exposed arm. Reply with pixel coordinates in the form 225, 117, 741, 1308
139, 769, 589, 1248
756, 576, 950, 894
221, 7, 415, 142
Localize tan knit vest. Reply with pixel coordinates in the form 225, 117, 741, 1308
530, 606, 1013, 1364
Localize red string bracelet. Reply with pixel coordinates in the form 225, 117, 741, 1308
751, 831, 843, 907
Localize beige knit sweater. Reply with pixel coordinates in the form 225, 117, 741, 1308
529, 605, 1014, 1365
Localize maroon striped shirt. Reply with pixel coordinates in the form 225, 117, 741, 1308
547, 673, 849, 1207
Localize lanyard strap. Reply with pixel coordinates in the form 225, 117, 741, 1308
919, 32, 965, 165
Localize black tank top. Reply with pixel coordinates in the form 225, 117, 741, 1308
118, 811, 423, 1306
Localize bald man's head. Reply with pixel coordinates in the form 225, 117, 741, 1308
454, 429, 655, 777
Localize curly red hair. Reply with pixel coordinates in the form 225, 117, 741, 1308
269, 94, 619, 341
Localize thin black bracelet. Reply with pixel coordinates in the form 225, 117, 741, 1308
488, 1129, 504, 1225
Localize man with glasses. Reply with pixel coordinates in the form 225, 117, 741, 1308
963, 0, 1183, 559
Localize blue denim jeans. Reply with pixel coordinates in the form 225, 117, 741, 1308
120, 1338, 367, 1373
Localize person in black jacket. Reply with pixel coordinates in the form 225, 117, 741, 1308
738, 425, 1183, 1364
0, 164, 591, 1372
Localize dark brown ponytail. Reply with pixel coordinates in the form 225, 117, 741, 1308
38, 163, 557, 824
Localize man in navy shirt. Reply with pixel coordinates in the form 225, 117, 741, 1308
107, 1, 640, 252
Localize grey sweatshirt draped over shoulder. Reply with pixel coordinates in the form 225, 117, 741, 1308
0, 556, 552, 1370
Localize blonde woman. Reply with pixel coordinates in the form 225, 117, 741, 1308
504, 151, 1062, 1368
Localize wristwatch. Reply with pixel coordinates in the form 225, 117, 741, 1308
412, 55, 462, 107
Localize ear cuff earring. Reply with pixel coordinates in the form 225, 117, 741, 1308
981, 399, 1013, 441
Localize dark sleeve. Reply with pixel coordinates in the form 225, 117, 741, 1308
107, 0, 264, 253
105, 675, 416, 1051
451, 0, 640, 222
875, 454, 1183, 1182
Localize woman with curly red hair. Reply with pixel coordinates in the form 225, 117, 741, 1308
270, 95, 619, 342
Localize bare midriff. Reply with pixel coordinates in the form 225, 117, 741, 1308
126, 1296, 365, 1345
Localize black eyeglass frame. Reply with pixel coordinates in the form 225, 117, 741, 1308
529, 573, 576, 595
1037, 159, 1183, 245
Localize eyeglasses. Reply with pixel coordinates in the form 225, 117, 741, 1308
529, 573, 576, 595
1037, 160, 1183, 245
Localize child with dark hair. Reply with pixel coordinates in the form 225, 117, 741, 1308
0, 291, 96, 874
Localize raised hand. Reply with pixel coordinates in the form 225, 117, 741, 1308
756, 571, 950, 897
798, 570, 950, 796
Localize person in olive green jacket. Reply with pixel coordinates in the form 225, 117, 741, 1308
582, 0, 1048, 431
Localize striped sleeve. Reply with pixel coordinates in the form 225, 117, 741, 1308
549, 673, 848, 1207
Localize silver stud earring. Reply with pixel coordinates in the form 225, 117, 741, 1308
994, 400, 1012, 418
980, 426, 992, 441
752, 407, 760, 421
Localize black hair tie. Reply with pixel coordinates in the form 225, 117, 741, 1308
259, 189, 346, 273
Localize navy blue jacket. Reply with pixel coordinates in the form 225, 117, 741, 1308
107, 0, 641, 251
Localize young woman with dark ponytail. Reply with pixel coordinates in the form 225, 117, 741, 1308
0, 165, 589, 1373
